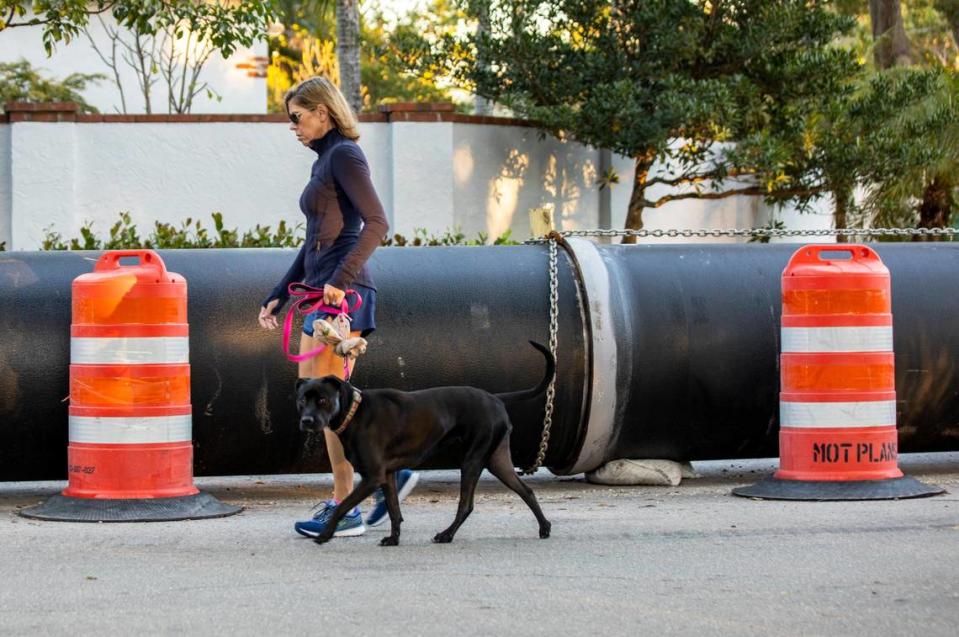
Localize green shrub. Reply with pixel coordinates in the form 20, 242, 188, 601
382, 227, 518, 246
41, 212, 304, 250
39, 212, 519, 250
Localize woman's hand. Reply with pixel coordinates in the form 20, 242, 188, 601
323, 283, 346, 307
258, 298, 280, 330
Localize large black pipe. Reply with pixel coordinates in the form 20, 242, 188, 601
1, 243, 957, 482
0, 248, 587, 480
560, 240, 959, 474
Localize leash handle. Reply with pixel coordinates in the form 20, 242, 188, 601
281, 283, 362, 374
286, 282, 362, 316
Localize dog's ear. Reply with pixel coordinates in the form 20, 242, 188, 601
335, 375, 353, 409
319, 375, 339, 387
319, 375, 346, 395
319, 375, 351, 405
295, 378, 308, 393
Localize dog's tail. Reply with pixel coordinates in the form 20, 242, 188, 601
495, 341, 556, 403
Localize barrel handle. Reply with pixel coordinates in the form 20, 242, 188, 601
789, 244, 878, 266
94, 249, 168, 275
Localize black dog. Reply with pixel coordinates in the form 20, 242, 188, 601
295, 341, 555, 546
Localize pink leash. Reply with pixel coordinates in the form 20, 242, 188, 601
282, 282, 363, 378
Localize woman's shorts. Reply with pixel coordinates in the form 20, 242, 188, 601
302, 283, 376, 338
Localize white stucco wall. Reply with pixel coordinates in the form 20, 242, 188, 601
0, 123, 10, 249
4, 120, 392, 249
0, 13, 266, 114
356, 122, 392, 229
390, 121, 454, 238
0, 117, 834, 251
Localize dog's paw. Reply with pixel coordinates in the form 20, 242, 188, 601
432, 532, 454, 544
539, 522, 551, 539
313, 535, 332, 545
380, 536, 399, 547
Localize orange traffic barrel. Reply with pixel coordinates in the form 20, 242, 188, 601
21, 250, 241, 521
734, 245, 943, 500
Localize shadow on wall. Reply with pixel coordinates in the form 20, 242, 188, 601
542, 147, 597, 231
486, 148, 528, 239
453, 127, 600, 241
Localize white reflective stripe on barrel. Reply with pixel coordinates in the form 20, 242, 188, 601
69, 414, 192, 444
781, 326, 893, 353
70, 337, 190, 365
780, 400, 896, 429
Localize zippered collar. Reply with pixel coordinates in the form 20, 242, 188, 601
308, 128, 342, 156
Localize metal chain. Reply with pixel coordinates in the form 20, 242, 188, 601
527, 226, 959, 242
522, 235, 559, 475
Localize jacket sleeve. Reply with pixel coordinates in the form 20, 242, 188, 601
262, 241, 306, 313
327, 143, 390, 290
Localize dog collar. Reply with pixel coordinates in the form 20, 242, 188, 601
333, 388, 362, 435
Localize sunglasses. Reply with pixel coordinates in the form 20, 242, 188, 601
289, 107, 326, 126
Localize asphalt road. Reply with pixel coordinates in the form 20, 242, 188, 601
1, 453, 957, 636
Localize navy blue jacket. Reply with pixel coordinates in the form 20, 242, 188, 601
264, 129, 389, 311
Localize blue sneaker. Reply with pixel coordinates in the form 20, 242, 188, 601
294, 499, 366, 538
366, 469, 420, 528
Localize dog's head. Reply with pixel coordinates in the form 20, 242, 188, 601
295, 376, 350, 433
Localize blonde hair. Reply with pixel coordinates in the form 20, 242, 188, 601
285, 76, 360, 141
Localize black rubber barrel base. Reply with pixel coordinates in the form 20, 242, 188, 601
19, 491, 243, 522
732, 475, 945, 501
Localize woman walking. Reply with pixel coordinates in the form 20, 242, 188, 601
257, 77, 418, 537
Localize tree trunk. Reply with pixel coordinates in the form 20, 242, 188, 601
474, 2, 492, 116
915, 177, 952, 242
869, 0, 913, 68
621, 150, 657, 245
833, 187, 852, 244
335, 0, 362, 113
934, 1, 959, 49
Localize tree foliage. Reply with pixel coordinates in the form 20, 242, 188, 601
1, 1, 272, 56
399, 0, 862, 233
2, 2, 273, 113
729, 62, 958, 236
836, 0, 959, 69
829, 1, 959, 233
855, 67, 958, 233
1, 0, 117, 53
362, 1, 465, 108
267, 0, 462, 112
394, 0, 959, 236
0, 58, 103, 112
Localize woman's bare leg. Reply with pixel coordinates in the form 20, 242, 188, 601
299, 331, 360, 502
